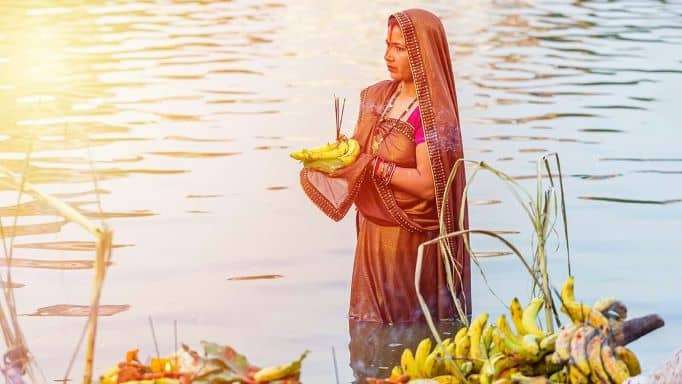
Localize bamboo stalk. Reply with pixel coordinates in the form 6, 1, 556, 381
83, 229, 111, 384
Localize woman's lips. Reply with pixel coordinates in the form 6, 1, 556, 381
387, 65, 396, 72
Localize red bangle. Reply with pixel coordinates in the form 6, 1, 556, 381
377, 160, 396, 187
385, 162, 396, 185
373, 157, 383, 178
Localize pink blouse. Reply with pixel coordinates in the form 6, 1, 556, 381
407, 106, 424, 144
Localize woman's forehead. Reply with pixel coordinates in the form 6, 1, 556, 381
386, 25, 405, 44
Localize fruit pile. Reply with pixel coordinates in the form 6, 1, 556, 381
99, 341, 308, 384
289, 135, 361, 174
369, 277, 644, 384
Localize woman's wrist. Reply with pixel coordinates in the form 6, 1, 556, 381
373, 158, 396, 187
372, 157, 383, 178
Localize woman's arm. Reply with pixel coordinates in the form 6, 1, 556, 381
373, 143, 435, 200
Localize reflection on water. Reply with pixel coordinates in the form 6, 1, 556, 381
348, 320, 458, 383
0, 0, 680, 382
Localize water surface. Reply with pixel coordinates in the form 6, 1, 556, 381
0, 0, 680, 382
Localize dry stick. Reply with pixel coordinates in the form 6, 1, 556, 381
64, 152, 112, 384
417, 228, 544, 343
331, 346, 339, 384
174, 320, 178, 368
149, 317, 161, 358
83, 231, 112, 384
0, 164, 110, 384
0, 125, 37, 352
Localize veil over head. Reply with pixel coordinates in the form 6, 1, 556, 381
300, 8, 471, 317
389, 8, 471, 317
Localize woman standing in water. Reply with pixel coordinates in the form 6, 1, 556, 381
300, 9, 470, 324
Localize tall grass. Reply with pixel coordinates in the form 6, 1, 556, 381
416, 153, 571, 341
0, 163, 113, 384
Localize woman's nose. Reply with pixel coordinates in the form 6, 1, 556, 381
384, 48, 393, 62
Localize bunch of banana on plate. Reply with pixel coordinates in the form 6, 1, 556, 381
289, 134, 360, 174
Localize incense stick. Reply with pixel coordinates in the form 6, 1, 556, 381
148, 316, 160, 358
333, 95, 347, 141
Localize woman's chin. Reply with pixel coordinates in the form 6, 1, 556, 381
388, 72, 401, 81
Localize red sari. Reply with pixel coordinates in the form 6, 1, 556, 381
299, 9, 470, 324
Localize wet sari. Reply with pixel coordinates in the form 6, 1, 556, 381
299, 9, 471, 323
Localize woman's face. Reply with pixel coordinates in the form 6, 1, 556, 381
384, 24, 412, 82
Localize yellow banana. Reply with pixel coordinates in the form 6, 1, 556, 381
455, 332, 470, 360
601, 343, 630, 384
415, 338, 433, 375
553, 325, 578, 363
560, 277, 609, 332
510, 372, 552, 383
522, 298, 545, 338
569, 326, 596, 376
586, 334, 610, 384
442, 338, 453, 349
459, 361, 473, 376
539, 333, 558, 353
432, 375, 466, 384
454, 326, 468, 343
519, 354, 563, 377
492, 354, 523, 377
510, 298, 528, 335
521, 335, 541, 359
302, 158, 343, 173
482, 324, 495, 355
302, 139, 360, 173
469, 313, 490, 368
422, 350, 439, 378
615, 346, 641, 376
389, 365, 403, 380
495, 315, 539, 360
253, 350, 309, 383
479, 327, 492, 361
432, 343, 449, 377
289, 141, 337, 160
290, 141, 343, 161
333, 139, 360, 169
568, 365, 588, 384
441, 354, 467, 383
401, 348, 420, 379
311, 140, 349, 160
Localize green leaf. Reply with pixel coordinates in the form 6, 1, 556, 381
200, 341, 251, 378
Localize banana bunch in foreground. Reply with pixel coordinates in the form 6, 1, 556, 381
289, 136, 360, 174
369, 277, 644, 384
546, 324, 640, 384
